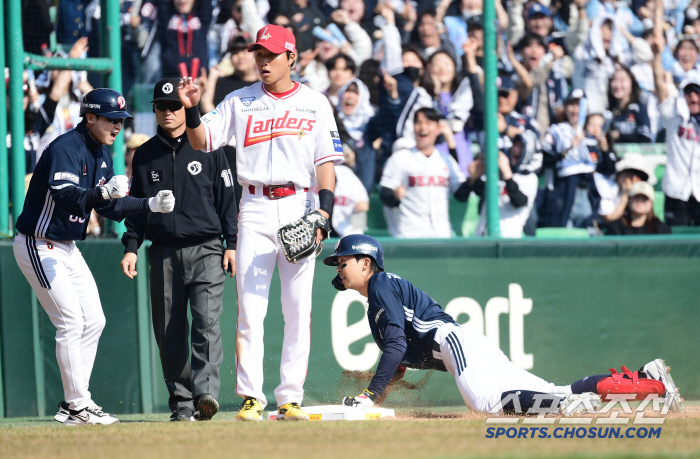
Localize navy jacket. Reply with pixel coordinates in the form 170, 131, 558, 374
16, 123, 150, 241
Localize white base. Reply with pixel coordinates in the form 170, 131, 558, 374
266, 405, 395, 421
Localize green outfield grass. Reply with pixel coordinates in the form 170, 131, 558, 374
1, 405, 700, 459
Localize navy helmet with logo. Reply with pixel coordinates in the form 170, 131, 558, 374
79, 88, 132, 119
323, 235, 384, 271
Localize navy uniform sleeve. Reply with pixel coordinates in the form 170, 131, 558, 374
121, 149, 147, 253
93, 153, 150, 221
366, 277, 408, 396
367, 324, 407, 396
369, 279, 405, 329
47, 143, 105, 219
212, 148, 238, 249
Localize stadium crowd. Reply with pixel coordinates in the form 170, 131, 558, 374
17, 0, 700, 238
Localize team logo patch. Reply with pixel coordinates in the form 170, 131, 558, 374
187, 161, 202, 175
149, 170, 162, 183
303, 200, 311, 208
201, 109, 217, 124
117, 96, 126, 109
241, 97, 256, 107
260, 27, 272, 40
332, 138, 343, 153
375, 308, 385, 324
54, 172, 79, 184
330, 131, 339, 138
162, 82, 173, 94
285, 42, 295, 51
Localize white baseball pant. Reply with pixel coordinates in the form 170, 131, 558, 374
434, 323, 570, 413
235, 186, 316, 408
13, 232, 105, 411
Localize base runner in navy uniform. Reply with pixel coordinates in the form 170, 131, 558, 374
13, 89, 176, 426
324, 235, 684, 415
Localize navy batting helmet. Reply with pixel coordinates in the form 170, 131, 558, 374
323, 235, 384, 271
79, 88, 132, 119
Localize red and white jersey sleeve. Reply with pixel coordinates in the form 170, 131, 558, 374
200, 82, 344, 188
201, 92, 237, 152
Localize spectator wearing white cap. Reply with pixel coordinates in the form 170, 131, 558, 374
595, 152, 657, 224
652, 17, 700, 226
605, 181, 670, 235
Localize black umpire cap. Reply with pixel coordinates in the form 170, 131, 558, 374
152, 78, 182, 103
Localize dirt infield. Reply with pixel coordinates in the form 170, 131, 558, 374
1, 404, 699, 459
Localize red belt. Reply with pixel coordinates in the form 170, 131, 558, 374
249, 184, 308, 200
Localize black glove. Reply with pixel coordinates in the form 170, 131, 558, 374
278, 210, 331, 264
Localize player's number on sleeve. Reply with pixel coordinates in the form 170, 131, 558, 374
221, 169, 234, 188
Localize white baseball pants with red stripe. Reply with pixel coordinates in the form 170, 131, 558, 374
13, 232, 104, 411
235, 186, 316, 409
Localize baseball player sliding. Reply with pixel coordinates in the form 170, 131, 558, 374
324, 235, 684, 415
178, 24, 343, 421
13, 89, 175, 426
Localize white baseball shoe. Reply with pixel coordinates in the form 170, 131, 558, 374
54, 401, 70, 423
642, 359, 684, 413
63, 404, 120, 426
559, 393, 601, 416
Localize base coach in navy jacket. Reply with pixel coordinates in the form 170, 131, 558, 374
120, 78, 238, 422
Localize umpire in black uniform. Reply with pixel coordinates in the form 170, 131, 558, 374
120, 78, 238, 422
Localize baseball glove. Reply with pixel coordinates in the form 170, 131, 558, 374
278, 210, 331, 264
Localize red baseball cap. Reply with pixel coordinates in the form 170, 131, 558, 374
248, 25, 296, 54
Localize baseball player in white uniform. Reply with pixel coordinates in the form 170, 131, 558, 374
379, 108, 470, 238
178, 24, 343, 421
332, 164, 369, 237
13, 89, 175, 425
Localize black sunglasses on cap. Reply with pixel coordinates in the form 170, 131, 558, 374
154, 101, 183, 112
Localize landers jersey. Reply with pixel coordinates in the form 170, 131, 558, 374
379, 147, 465, 238
200, 82, 344, 188
367, 272, 456, 369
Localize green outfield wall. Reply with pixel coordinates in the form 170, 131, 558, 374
1, 237, 699, 417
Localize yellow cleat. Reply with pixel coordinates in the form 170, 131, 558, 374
235, 397, 263, 421
277, 402, 309, 421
